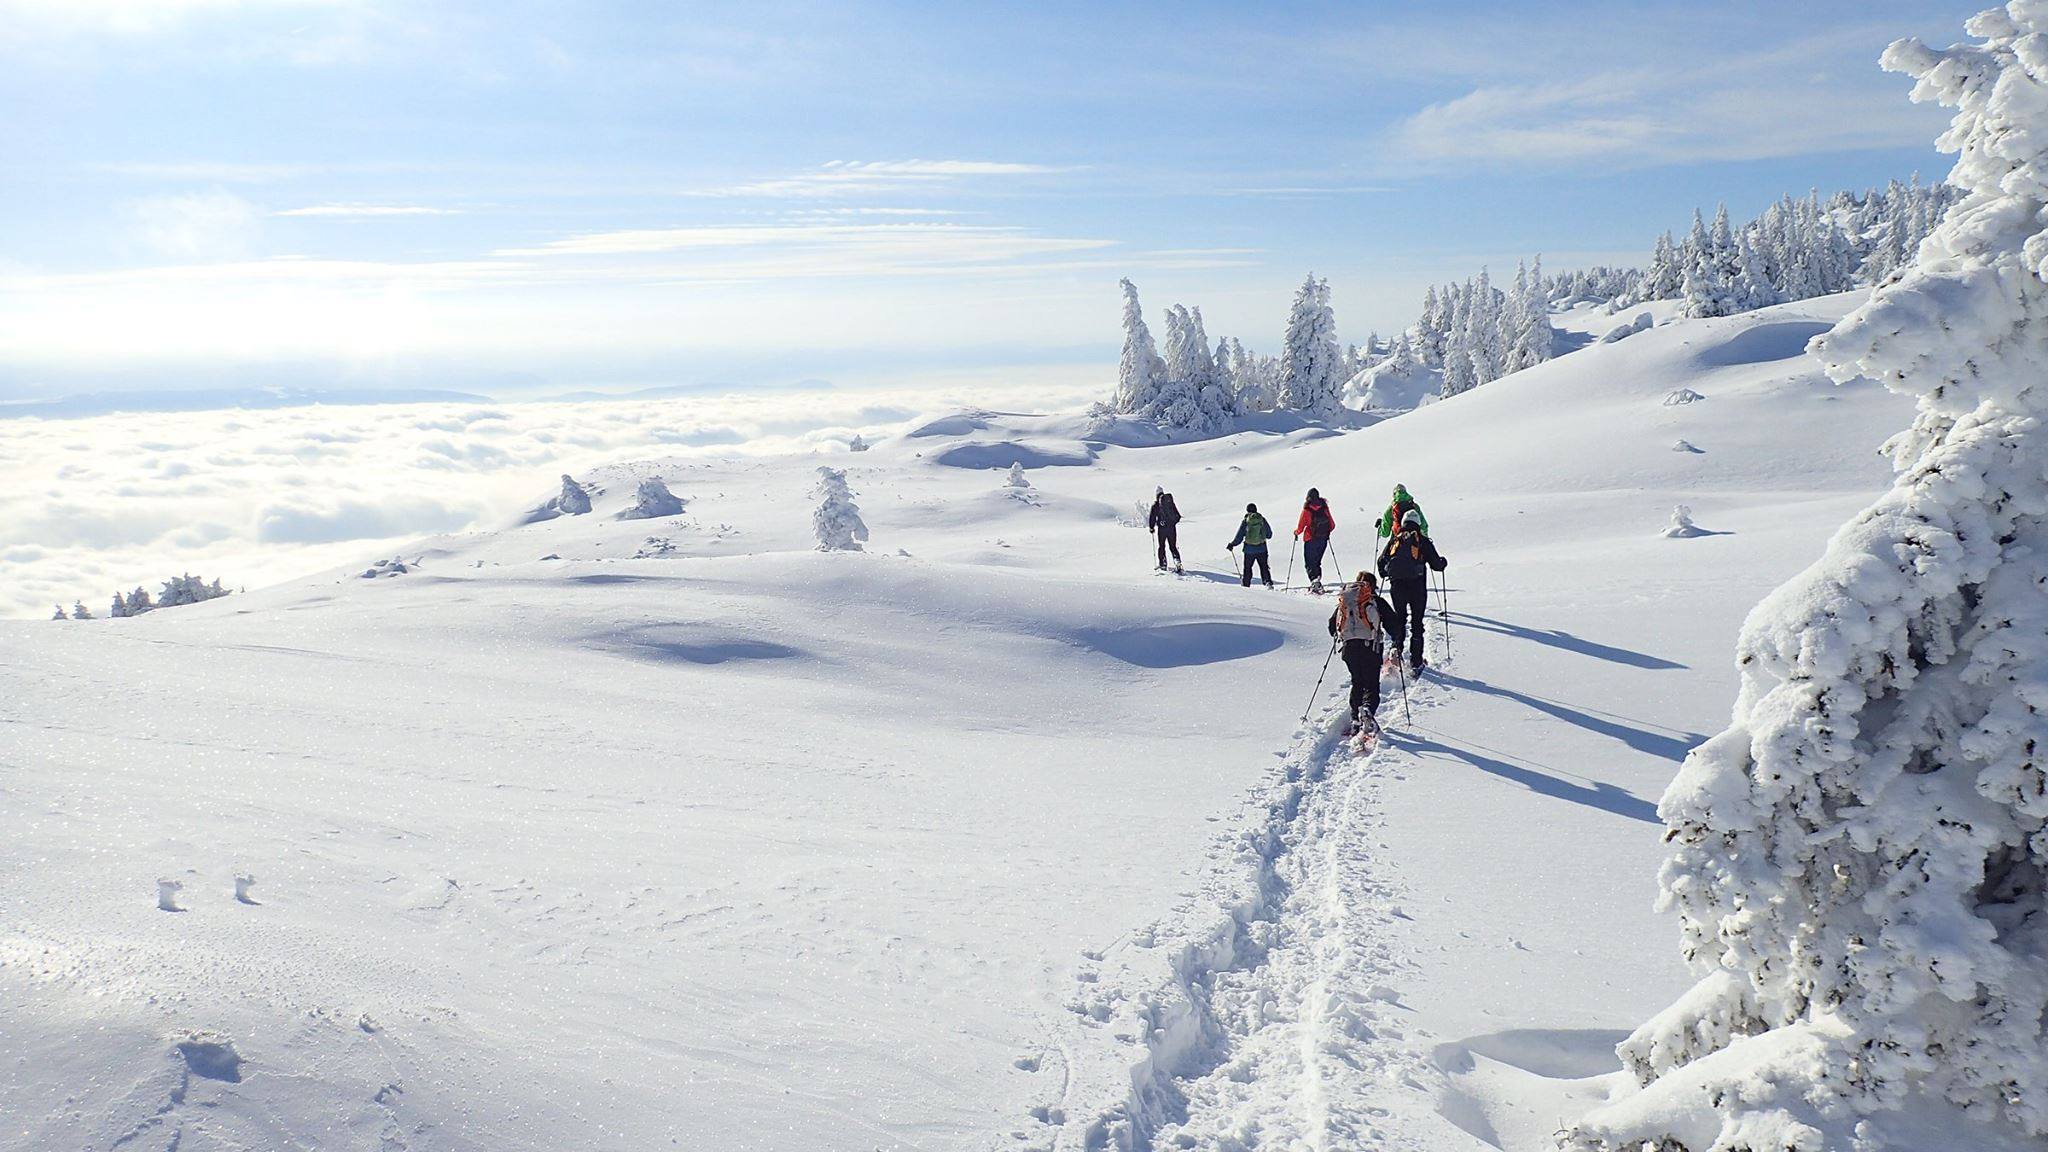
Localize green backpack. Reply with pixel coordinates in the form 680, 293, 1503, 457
1243, 514, 1271, 547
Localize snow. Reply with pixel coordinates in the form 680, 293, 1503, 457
2, 293, 1951, 1149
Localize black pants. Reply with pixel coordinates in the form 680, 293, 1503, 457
1389, 576, 1428, 666
1241, 550, 1272, 587
1341, 639, 1382, 722
1156, 524, 1180, 567
1303, 537, 1328, 582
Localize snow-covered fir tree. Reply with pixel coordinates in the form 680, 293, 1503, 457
1112, 279, 1167, 415
124, 587, 153, 615
1277, 273, 1342, 413
812, 467, 869, 551
1004, 461, 1029, 488
109, 593, 128, 619
848, 433, 869, 453
1568, 13, 2048, 1147
71, 601, 92, 620
52, 604, 67, 620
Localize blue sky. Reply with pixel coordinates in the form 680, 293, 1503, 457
0, 0, 1982, 398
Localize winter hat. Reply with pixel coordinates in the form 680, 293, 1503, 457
1306, 487, 1320, 500
1245, 502, 1258, 513
1156, 486, 1165, 496
1402, 509, 1422, 527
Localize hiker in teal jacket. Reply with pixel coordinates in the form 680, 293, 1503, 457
1227, 503, 1276, 588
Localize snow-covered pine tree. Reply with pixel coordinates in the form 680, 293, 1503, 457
1465, 267, 1504, 386
1277, 273, 1342, 413
51, 605, 66, 620
1441, 284, 1476, 397
1113, 278, 1167, 415
125, 587, 153, 615
812, 467, 869, 551
1506, 257, 1554, 372
1644, 231, 1685, 301
1566, 12, 2048, 1148
1731, 228, 1779, 311
71, 601, 92, 620
1005, 461, 1030, 488
848, 434, 869, 453
109, 593, 127, 619
1162, 304, 1216, 390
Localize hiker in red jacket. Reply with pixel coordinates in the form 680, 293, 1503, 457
1293, 488, 1336, 593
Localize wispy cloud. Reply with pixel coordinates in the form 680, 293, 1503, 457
275, 203, 460, 217
493, 222, 1114, 270
1382, 29, 1945, 172
683, 159, 1070, 199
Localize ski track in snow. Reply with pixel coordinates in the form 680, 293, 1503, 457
1032, 637, 1462, 1152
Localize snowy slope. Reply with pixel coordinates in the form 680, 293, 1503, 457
1, 294, 1916, 1150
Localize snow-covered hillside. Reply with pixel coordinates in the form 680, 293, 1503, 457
2, 295, 1937, 1149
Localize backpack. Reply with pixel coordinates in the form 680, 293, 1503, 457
1243, 515, 1270, 547
1307, 501, 1333, 537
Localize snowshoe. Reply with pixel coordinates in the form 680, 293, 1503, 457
1410, 656, 1428, 676
1174, 563, 1184, 575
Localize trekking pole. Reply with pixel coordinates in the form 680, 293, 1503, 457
1437, 570, 1453, 659
1299, 638, 1339, 726
1283, 536, 1298, 590
1393, 647, 1414, 727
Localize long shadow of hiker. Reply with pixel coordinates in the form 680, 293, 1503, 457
1452, 613, 1687, 671
1430, 671, 1707, 763
1396, 732, 1661, 824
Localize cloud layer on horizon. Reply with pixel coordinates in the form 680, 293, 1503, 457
0, 379, 1102, 619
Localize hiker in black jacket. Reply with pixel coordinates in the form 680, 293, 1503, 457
1376, 509, 1447, 672
1147, 488, 1183, 572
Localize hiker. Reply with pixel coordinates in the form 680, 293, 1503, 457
1227, 503, 1275, 588
1293, 488, 1336, 593
1375, 483, 1428, 539
1147, 487, 1183, 572
1327, 571, 1396, 731
1376, 509, 1447, 672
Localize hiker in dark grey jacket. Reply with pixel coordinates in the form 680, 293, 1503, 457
1147, 488, 1183, 572
1227, 503, 1275, 588
1376, 510, 1448, 672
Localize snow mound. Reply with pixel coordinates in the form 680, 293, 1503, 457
929, 439, 1095, 470
1662, 387, 1705, 406
1692, 320, 1831, 367
1069, 621, 1284, 668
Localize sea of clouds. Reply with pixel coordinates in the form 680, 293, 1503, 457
0, 380, 1102, 619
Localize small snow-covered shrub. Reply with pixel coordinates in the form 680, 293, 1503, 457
812, 467, 869, 552
1659, 505, 1706, 538
848, 434, 870, 453
1005, 462, 1030, 488
1567, 9, 2048, 1149
1662, 387, 1704, 406
158, 574, 229, 607
1672, 439, 1702, 453
50, 604, 66, 620
522, 474, 593, 524
361, 557, 411, 579
616, 477, 684, 521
